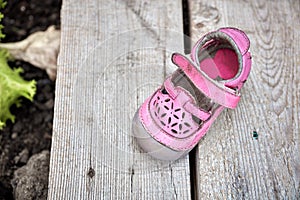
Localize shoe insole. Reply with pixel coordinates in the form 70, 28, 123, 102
200, 48, 238, 80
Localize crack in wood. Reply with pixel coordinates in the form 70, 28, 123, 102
124, 1, 162, 44
169, 164, 178, 199
130, 167, 134, 194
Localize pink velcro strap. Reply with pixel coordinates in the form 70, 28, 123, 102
171, 53, 240, 109
163, 77, 177, 99
164, 78, 211, 121
183, 102, 211, 121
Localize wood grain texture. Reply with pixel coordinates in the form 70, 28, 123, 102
189, 0, 300, 199
48, 0, 191, 199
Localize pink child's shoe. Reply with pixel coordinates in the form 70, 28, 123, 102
132, 27, 252, 161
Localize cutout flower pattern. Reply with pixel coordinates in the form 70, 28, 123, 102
150, 90, 199, 138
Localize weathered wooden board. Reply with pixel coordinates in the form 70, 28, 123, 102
48, 0, 191, 199
189, 0, 300, 199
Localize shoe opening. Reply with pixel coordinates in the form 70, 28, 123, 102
197, 38, 239, 81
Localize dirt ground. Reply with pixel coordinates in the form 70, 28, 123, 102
0, 0, 61, 199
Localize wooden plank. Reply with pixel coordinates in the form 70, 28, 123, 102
48, 0, 192, 199
189, 0, 300, 199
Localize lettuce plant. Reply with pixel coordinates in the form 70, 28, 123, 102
0, 0, 36, 129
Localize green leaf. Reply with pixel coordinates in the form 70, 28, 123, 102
0, 0, 6, 9
0, 1, 36, 129
0, 49, 36, 129
0, 1, 5, 41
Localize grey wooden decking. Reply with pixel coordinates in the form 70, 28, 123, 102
48, 0, 299, 199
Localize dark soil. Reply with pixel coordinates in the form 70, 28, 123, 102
0, 0, 61, 199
